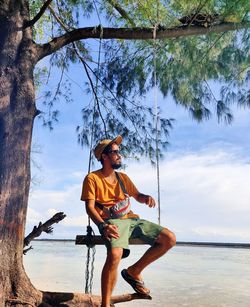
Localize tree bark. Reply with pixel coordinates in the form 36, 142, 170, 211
0, 1, 41, 305
41, 291, 151, 306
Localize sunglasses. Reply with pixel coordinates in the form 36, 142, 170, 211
107, 150, 121, 156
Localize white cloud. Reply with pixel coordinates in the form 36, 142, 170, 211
191, 226, 250, 240
62, 215, 86, 227
127, 149, 250, 213
27, 181, 86, 236
26, 207, 44, 224
29, 183, 83, 210
70, 171, 85, 180
47, 208, 58, 217
125, 147, 250, 242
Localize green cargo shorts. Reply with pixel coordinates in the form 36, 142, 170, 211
105, 218, 164, 258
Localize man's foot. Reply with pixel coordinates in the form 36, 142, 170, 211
121, 269, 150, 295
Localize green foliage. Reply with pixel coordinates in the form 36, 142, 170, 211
103, 0, 249, 27
99, 26, 249, 126
76, 99, 173, 162
29, 0, 52, 41
31, 0, 250, 161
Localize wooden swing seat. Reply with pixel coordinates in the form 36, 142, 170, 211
75, 235, 146, 245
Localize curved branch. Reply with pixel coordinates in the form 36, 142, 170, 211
25, 0, 53, 28
48, 3, 68, 29
37, 21, 250, 61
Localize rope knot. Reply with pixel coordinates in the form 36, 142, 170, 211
86, 225, 95, 248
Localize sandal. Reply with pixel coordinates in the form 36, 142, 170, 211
121, 269, 150, 295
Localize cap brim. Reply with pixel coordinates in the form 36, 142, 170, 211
109, 135, 122, 147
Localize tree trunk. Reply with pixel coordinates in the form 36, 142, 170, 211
0, 1, 42, 305
0, 3, 152, 305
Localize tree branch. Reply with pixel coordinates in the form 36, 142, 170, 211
48, 3, 68, 29
42, 291, 151, 306
25, 0, 53, 28
106, 0, 136, 27
37, 21, 250, 61
23, 212, 66, 250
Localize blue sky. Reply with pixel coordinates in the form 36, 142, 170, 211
25, 9, 250, 242
26, 59, 250, 243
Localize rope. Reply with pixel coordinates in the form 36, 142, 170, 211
84, 2, 103, 294
84, 226, 96, 293
153, 2, 161, 225
84, 72, 97, 294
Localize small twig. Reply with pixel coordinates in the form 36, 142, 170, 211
25, 0, 53, 28
106, 0, 136, 27
48, 4, 69, 30
23, 212, 66, 249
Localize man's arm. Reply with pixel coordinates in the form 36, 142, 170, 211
85, 199, 104, 225
134, 192, 156, 208
121, 173, 156, 208
85, 199, 119, 239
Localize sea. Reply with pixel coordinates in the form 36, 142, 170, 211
23, 240, 250, 307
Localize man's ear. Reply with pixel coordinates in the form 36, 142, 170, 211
101, 153, 108, 161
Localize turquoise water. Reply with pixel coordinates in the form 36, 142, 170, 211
24, 241, 250, 306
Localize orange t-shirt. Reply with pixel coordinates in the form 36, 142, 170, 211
81, 170, 139, 218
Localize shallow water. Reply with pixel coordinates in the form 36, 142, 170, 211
23, 241, 250, 306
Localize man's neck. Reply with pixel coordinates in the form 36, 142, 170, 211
101, 165, 116, 177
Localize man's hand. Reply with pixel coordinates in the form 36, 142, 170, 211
103, 224, 119, 239
137, 193, 156, 208
145, 195, 156, 208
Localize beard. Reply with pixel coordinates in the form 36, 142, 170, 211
111, 162, 122, 169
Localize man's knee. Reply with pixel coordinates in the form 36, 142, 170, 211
167, 230, 177, 247
106, 247, 123, 267
156, 228, 176, 249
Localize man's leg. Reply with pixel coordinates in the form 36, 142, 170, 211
101, 247, 123, 307
126, 228, 176, 294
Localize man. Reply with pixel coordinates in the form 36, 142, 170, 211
81, 135, 176, 307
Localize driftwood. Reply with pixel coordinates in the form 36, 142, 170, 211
23, 212, 66, 254
41, 291, 152, 306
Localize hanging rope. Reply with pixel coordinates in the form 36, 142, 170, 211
84, 70, 98, 294
84, 2, 103, 293
84, 225, 96, 293
153, 2, 161, 226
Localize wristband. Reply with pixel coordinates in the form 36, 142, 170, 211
98, 222, 108, 235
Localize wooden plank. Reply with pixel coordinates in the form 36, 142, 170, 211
75, 235, 147, 245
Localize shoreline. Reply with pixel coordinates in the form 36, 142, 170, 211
33, 239, 250, 249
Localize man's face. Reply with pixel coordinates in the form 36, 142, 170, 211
107, 143, 122, 169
